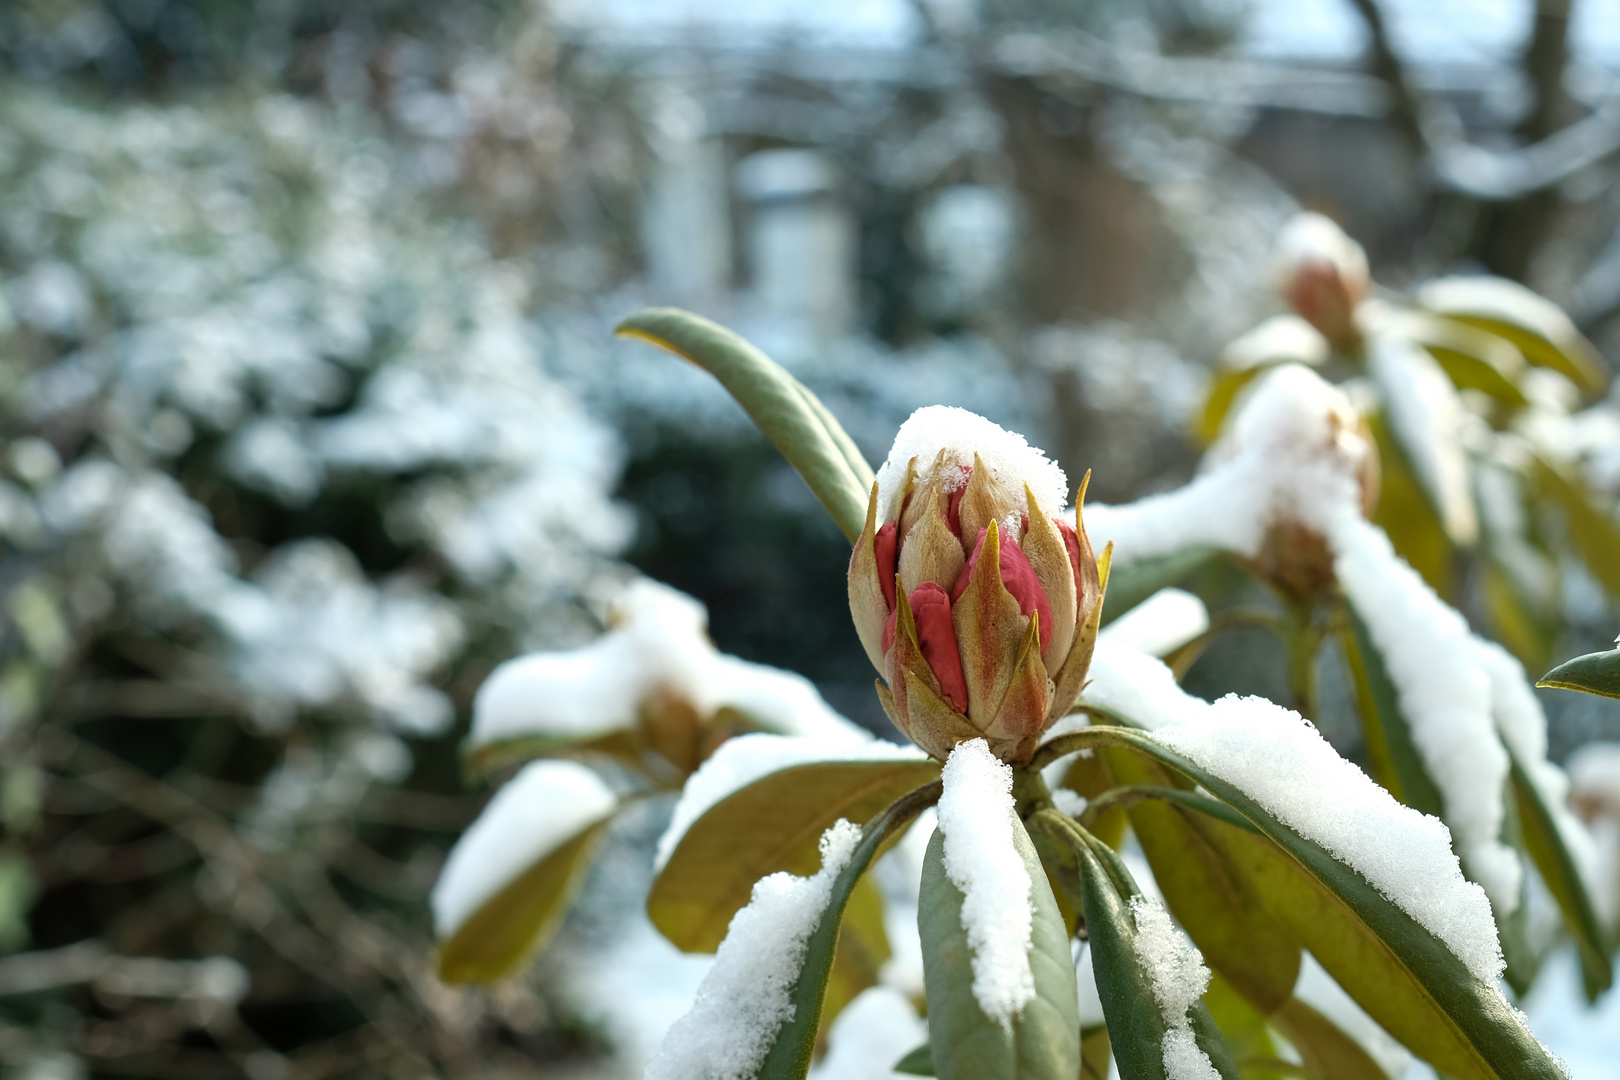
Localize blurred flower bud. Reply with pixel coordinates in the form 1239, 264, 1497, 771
1216, 365, 1380, 598
848, 407, 1106, 765
1273, 212, 1370, 352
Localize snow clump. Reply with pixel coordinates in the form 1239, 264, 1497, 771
656, 733, 927, 871
644, 820, 863, 1080
430, 760, 616, 938
1080, 639, 1506, 985
937, 738, 1035, 1029
874, 405, 1069, 518
1130, 894, 1219, 1080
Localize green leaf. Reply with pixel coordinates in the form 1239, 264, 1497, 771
1537, 648, 1620, 699
616, 307, 874, 542
1338, 613, 1445, 817
1202, 974, 1287, 1079
1103, 749, 1300, 1013
895, 1044, 935, 1076
1400, 310, 1529, 408
758, 787, 934, 1080
1481, 561, 1556, 675
918, 813, 1080, 1080
437, 814, 615, 983
1530, 457, 1620, 597
1199, 366, 1271, 445
1066, 824, 1241, 1080
650, 759, 942, 951
1272, 997, 1394, 1080
1038, 726, 1568, 1080
1081, 1026, 1113, 1080
819, 874, 892, 1037
1366, 412, 1454, 596
1417, 277, 1607, 395
1495, 785, 1538, 998
1101, 547, 1222, 625
1506, 744, 1614, 1000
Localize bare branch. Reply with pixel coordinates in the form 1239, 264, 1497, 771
988, 29, 1390, 117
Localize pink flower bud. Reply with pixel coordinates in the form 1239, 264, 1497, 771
847, 408, 1107, 764
1273, 212, 1370, 352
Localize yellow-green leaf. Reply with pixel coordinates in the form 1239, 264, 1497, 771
1064, 822, 1242, 1080
650, 759, 942, 951
1367, 412, 1454, 596
759, 785, 935, 1080
1272, 997, 1393, 1080
1507, 745, 1614, 1000
437, 818, 613, 983
1104, 749, 1300, 1013
616, 307, 874, 542
1339, 613, 1445, 817
1417, 277, 1606, 395
1530, 457, 1620, 596
819, 875, 892, 1040
1397, 310, 1529, 408
1036, 725, 1566, 1080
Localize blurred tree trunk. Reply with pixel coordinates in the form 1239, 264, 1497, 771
1473, 0, 1576, 281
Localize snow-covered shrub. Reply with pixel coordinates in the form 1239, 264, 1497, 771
443, 307, 1606, 1080
0, 80, 629, 1072
1206, 212, 1620, 673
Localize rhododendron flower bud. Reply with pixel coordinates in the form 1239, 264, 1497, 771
1273, 212, 1370, 352
1218, 365, 1380, 598
848, 407, 1106, 765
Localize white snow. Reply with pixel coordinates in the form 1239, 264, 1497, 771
1129, 888, 1220, 1080
1570, 742, 1620, 809
572, 912, 715, 1071
1128, 894, 1220, 1080
473, 578, 868, 749
1159, 1027, 1221, 1080
1079, 639, 1506, 985
1098, 588, 1210, 658
936, 739, 1035, 1029
1083, 364, 1365, 567
1085, 364, 1530, 918
1330, 513, 1520, 915
1568, 742, 1620, 928
1051, 788, 1089, 818
806, 986, 928, 1080
1293, 953, 1412, 1080
655, 733, 928, 871
1129, 894, 1212, 1023
430, 759, 617, 938
1271, 212, 1368, 292
874, 405, 1069, 519
1521, 946, 1620, 1080
644, 820, 863, 1080
1471, 638, 1601, 909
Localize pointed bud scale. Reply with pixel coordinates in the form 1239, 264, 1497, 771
847, 406, 1100, 765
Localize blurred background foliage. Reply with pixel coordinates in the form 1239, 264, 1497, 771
5, 0, 1620, 1076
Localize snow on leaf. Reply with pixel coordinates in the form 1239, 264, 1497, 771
643, 820, 863, 1080
430, 759, 616, 939
937, 738, 1035, 1029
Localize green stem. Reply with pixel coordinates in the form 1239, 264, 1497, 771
1282, 598, 1323, 720
1028, 807, 1142, 900
1027, 725, 1142, 774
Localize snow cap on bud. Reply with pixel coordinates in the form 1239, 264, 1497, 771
1273, 212, 1370, 352
848, 407, 1107, 765
1216, 364, 1379, 597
